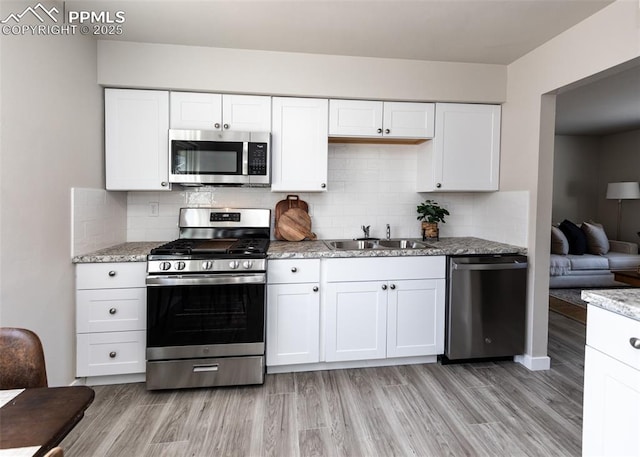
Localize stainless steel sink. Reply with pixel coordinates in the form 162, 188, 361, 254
325, 239, 433, 250
326, 240, 384, 250
377, 239, 431, 249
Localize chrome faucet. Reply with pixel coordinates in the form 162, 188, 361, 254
361, 225, 371, 239
386, 224, 391, 240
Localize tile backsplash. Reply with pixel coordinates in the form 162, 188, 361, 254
125, 144, 529, 247
71, 187, 127, 256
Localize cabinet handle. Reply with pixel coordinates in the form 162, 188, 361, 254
381, 284, 387, 290
436, 183, 442, 188
313, 286, 319, 292
390, 284, 396, 290
321, 183, 326, 189
384, 129, 390, 134
161, 182, 168, 187
108, 270, 117, 277
109, 351, 117, 358
109, 308, 117, 315
291, 267, 298, 273
214, 122, 221, 129
223, 123, 230, 129
377, 128, 382, 134
630, 337, 640, 349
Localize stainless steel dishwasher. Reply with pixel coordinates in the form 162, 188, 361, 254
444, 255, 527, 362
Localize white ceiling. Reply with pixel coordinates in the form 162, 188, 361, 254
83, 0, 613, 65
79, 0, 640, 135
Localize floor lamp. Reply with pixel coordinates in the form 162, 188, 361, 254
606, 181, 640, 240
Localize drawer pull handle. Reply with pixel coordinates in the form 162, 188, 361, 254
313, 286, 319, 292
630, 337, 640, 349
381, 284, 387, 290
193, 364, 219, 373
390, 284, 396, 290
109, 351, 117, 358
109, 308, 117, 315
291, 267, 297, 273
108, 270, 116, 277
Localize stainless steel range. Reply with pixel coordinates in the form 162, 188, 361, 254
145, 207, 270, 390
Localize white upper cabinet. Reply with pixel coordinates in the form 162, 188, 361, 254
417, 103, 501, 192
170, 92, 221, 130
271, 97, 329, 192
105, 88, 170, 191
329, 99, 434, 139
170, 92, 271, 132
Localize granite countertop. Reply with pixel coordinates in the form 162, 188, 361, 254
72, 242, 163, 263
581, 289, 640, 322
268, 237, 525, 259
72, 237, 525, 263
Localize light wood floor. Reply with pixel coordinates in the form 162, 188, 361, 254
62, 311, 585, 457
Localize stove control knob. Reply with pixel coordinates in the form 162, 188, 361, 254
229, 261, 240, 270
202, 261, 214, 270
242, 261, 254, 270
160, 262, 171, 271
175, 261, 186, 271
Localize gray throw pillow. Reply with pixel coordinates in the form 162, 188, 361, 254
582, 221, 610, 255
551, 226, 569, 255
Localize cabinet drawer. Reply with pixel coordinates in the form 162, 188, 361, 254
324, 256, 445, 282
77, 288, 146, 333
76, 262, 147, 290
587, 305, 640, 370
77, 331, 146, 377
268, 259, 320, 284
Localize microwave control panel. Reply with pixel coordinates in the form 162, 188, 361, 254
248, 143, 268, 175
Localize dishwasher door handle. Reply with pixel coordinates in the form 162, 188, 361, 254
452, 262, 527, 271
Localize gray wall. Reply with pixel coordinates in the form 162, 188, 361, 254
0, 28, 103, 385
552, 135, 601, 226
553, 129, 640, 243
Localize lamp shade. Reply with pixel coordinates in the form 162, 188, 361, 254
606, 182, 640, 200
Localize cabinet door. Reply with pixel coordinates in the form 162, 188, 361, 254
222, 94, 271, 132
325, 281, 387, 362
266, 283, 320, 366
170, 92, 222, 130
76, 288, 146, 333
271, 97, 328, 192
76, 330, 146, 377
105, 89, 170, 191
583, 346, 640, 457
383, 102, 435, 138
431, 103, 500, 191
387, 279, 445, 357
329, 99, 383, 137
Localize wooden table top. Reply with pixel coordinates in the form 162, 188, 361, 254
613, 269, 640, 287
0, 386, 94, 456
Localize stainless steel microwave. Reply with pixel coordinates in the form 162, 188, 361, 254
169, 129, 270, 186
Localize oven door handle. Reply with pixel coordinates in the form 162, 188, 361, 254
146, 273, 266, 287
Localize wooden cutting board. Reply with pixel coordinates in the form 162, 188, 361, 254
274, 195, 309, 240
277, 207, 317, 241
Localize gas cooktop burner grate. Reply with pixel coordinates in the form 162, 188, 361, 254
150, 238, 270, 257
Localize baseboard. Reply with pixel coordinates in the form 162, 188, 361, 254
514, 354, 551, 371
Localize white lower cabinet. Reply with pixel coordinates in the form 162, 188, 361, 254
75, 262, 147, 378
324, 256, 446, 363
325, 281, 387, 361
266, 259, 321, 366
582, 305, 640, 457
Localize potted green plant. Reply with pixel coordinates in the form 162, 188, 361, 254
416, 199, 449, 240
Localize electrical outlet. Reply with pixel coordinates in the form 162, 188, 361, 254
149, 202, 159, 217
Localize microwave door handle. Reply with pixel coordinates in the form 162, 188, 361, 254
242, 141, 249, 175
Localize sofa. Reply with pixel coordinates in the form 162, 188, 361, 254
549, 220, 640, 288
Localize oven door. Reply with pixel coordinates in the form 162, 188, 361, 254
146, 273, 266, 361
